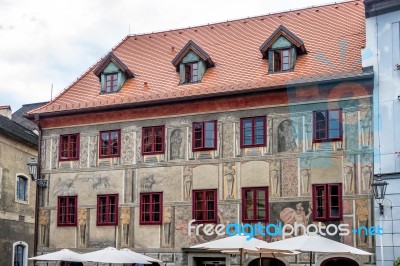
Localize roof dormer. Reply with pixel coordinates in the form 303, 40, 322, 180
93, 52, 134, 93
172, 40, 214, 84
259, 25, 306, 73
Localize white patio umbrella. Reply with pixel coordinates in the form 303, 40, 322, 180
120, 248, 163, 263
80, 247, 151, 264
191, 235, 288, 266
221, 249, 299, 266
257, 234, 372, 266
28, 248, 84, 262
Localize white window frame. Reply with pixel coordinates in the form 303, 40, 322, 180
12, 241, 28, 266
15, 173, 30, 204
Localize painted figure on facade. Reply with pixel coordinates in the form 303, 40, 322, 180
304, 115, 313, 151
183, 166, 193, 200
270, 161, 281, 197
343, 164, 354, 193
78, 208, 87, 245
141, 175, 155, 192
53, 177, 76, 196
92, 175, 112, 191
224, 162, 236, 199
300, 169, 311, 195
361, 165, 372, 193
163, 206, 172, 246
170, 129, 184, 160
280, 202, 312, 235
278, 120, 297, 152
361, 110, 372, 148
356, 199, 369, 246
39, 209, 48, 245
120, 207, 130, 246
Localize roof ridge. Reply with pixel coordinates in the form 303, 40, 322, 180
127, 0, 360, 38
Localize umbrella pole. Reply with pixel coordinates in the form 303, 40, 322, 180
259, 252, 261, 266
240, 248, 243, 266
309, 251, 312, 266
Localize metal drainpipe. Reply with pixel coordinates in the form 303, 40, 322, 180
33, 114, 42, 263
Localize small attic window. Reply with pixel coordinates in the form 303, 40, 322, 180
259, 25, 306, 74
273, 49, 290, 72
172, 40, 214, 85
185, 62, 198, 83
105, 73, 118, 92
93, 52, 134, 94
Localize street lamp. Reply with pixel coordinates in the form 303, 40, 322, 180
27, 157, 47, 263
371, 175, 388, 266
371, 175, 388, 215
27, 157, 47, 188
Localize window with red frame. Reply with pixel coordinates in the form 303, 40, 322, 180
97, 194, 118, 225
99, 130, 120, 158
184, 62, 198, 83
58, 196, 77, 226
193, 190, 217, 223
142, 126, 164, 155
240, 117, 266, 147
105, 73, 118, 92
313, 110, 342, 142
312, 183, 342, 221
193, 121, 217, 150
273, 49, 290, 72
59, 134, 79, 161
242, 187, 269, 223
140, 192, 162, 225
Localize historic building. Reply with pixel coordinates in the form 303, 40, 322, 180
363, 0, 400, 265
0, 105, 39, 266
29, 1, 375, 265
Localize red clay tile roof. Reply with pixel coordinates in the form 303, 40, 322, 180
30, 0, 366, 116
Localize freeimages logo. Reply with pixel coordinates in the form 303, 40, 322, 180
188, 220, 383, 240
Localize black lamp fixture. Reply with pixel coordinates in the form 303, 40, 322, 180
27, 157, 47, 188
371, 175, 388, 215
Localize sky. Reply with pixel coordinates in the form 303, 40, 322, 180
0, 0, 338, 112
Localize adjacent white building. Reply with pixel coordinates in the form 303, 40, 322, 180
363, 0, 400, 265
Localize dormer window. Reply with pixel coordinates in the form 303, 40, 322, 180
105, 73, 118, 92
273, 49, 290, 72
172, 40, 214, 84
185, 62, 198, 83
259, 25, 306, 74
93, 52, 134, 94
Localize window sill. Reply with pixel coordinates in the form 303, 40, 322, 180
240, 144, 266, 148
313, 138, 343, 143
142, 151, 164, 156
140, 221, 162, 225
57, 223, 77, 227
179, 81, 201, 85
193, 147, 217, 152
15, 199, 29, 205
96, 223, 119, 226
99, 155, 120, 159
59, 158, 79, 162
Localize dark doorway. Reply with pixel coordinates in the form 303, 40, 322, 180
60, 262, 83, 266
248, 258, 286, 266
194, 257, 226, 266
320, 257, 359, 266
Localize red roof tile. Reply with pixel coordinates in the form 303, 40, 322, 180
30, 0, 367, 116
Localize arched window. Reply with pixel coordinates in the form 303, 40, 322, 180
12, 241, 28, 266
16, 175, 28, 202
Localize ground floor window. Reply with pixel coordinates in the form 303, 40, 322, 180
12, 241, 28, 266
